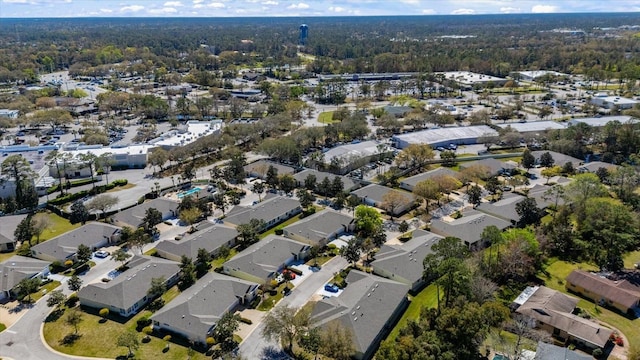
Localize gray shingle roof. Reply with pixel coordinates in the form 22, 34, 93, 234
527, 184, 567, 208
78, 255, 179, 312
154, 224, 238, 260
351, 184, 415, 207
224, 196, 301, 227
371, 230, 442, 286
476, 193, 527, 222
532, 151, 582, 167
460, 158, 515, 175
31, 222, 121, 261
430, 209, 511, 245
534, 341, 591, 360
113, 197, 179, 228
0, 233, 13, 245
293, 169, 357, 191
223, 235, 309, 282
310, 271, 409, 356
283, 209, 354, 246
150, 272, 258, 342
579, 161, 618, 173
244, 160, 295, 178
0, 255, 50, 292
515, 286, 611, 348
400, 167, 458, 190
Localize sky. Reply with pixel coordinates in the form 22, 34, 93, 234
1, 0, 640, 18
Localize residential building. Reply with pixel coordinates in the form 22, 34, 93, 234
371, 229, 443, 292
0, 233, 16, 253
531, 151, 582, 168
392, 125, 498, 149
578, 161, 618, 173
323, 140, 392, 175
282, 209, 354, 247
476, 193, 528, 224
78, 255, 180, 318
460, 158, 516, 176
154, 224, 238, 262
244, 160, 296, 179
527, 184, 567, 209
0, 255, 50, 301
566, 270, 640, 315
430, 209, 511, 250
151, 272, 258, 345
113, 197, 179, 228
310, 270, 409, 360
399, 167, 458, 192
351, 184, 415, 216
533, 341, 591, 360
222, 235, 310, 283
31, 222, 121, 262
293, 169, 357, 192
512, 286, 612, 350
223, 196, 302, 231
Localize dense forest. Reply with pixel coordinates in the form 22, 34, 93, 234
2, 13, 640, 83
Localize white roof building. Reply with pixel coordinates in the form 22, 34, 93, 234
392, 125, 498, 149
438, 71, 508, 87
151, 120, 222, 148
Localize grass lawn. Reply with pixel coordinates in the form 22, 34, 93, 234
0, 323, 6, 332
0, 251, 17, 263
31, 280, 62, 302
305, 254, 335, 266
36, 213, 81, 243
211, 248, 238, 270
318, 111, 338, 124
385, 283, 438, 342
624, 250, 640, 269
257, 283, 292, 311
44, 285, 208, 360
259, 214, 304, 239
543, 259, 640, 347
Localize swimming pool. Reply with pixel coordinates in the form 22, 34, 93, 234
177, 187, 201, 198
493, 355, 509, 360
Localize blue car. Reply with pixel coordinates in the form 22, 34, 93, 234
324, 283, 339, 293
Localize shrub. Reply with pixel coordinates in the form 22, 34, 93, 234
142, 326, 153, 335
112, 179, 128, 186
206, 337, 216, 346
592, 348, 603, 358
274, 228, 284, 235
616, 337, 624, 346
99, 308, 109, 319
148, 298, 165, 312
64, 260, 73, 267
137, 315, 152, 330
239, 317, 253, 325
288, 267, 303, 276
65, 294, 79, 307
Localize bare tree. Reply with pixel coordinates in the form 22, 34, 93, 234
86, 194, 119, 221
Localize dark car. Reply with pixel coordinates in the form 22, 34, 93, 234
324, 283, 340, 293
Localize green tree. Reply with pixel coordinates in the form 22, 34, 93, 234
16, 277, 40, 302
299, 327, 321, 360
413, 179, 440, 209
251, 182, 265, 202
515, 198, 542, 227
77, 153, 98, 189
423, 237, 470, 309
395, 144, 435, 172
47, 290, 66, 308
195, 248, 212, 277
318, 321, 355, 360
179, 207, 202, 232
212, 193, 228, 216
147, 277, 167, 298
14, 214, 35, 246
340, 237, 362, 266
346, 194, 361, 215
2, 154, 37, 209
521, 149, 535, 172
68, 274, 83, 292
117, 330, 140, 357
297, 189, 315, 209
212, 312, 240, 352
128, 227, 151, 254
110, 248, 132, 267
265, 165, 279, 189
468, 185, 483, 207
278, 174, 297, 194
539, 151, 555, 167
236, 218, 265, 248
304, 174, 317, 191
440, 150, 458, 167
354, 205, 383, 238
262, 305, 311, 353
69, 200, 90, 224
178, 256, 196, 290
76, 244, 92, 264
142, 208, 163, 232
564, 173, 607, 223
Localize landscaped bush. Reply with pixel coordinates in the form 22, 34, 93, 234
592, 348, 603, 358
65, 294, 79, 307
239, 317, 253, 325
137, 315, 152, 330
112, 179, 128, 186
274, 228, 284, 235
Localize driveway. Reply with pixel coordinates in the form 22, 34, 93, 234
238, 256, 348, 360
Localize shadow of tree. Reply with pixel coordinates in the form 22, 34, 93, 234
45, 308, 66, 323
60, 333, 81, 346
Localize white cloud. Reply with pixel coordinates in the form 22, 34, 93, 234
164, 1, 183, 6
2, 0, 29, 3
149, 7, 178, 13
207, 2, 225, 8
421, 8, 436, 14
500, 6, 520, 13
192, 0, 203, 3
329, 6, 345, 12
287, 2, 309, 9
100, 8, 113, 13
531, 4, 558, 13
451, 8, 475, 14
399, 0, 419, 4
120, 5, 145, 12
262, 0, 277, 5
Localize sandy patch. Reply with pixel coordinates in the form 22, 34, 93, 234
235, 308, 264, 341
0, 300, 30, 329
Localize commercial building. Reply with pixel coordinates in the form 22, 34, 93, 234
0, 109, 19, 119
589, 95, 639, 110
62, 144, 154, 169
568, 115, 634, 127
512, 70, 568, 81
392, 125, 498, 149
323, 140, 393, 174
438, 71, 508, 89
497, 121, 566, 133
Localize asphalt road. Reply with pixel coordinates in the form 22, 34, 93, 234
238, 256, 348, 360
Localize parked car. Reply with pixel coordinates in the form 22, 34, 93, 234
94, 250, 110, 259
324, 283, 340, 293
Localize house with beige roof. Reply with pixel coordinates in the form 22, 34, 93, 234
566, 270, 640, 316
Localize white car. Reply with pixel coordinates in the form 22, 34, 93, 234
94, 250, 110, 259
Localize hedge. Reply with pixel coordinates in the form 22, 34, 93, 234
239, 317, 253, 325
48, 179, 128, 206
